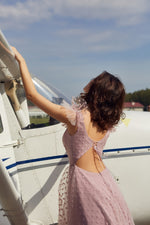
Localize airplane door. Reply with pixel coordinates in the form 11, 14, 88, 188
13, 123, 67, 225
0, 83, 20, 225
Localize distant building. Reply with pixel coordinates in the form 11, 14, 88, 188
28, 106, 48, 117
124, 102, 144, 111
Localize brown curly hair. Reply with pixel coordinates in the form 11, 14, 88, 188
78, 71, 125, 131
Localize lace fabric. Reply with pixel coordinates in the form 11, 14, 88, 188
58, 166, 69, 225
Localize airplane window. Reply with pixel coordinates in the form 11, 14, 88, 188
0, 115, 3, 133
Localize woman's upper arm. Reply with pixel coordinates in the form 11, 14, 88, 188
28, 91, 76, 126
11, 47, 76, 126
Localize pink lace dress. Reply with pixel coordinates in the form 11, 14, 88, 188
58, 110, 134, 225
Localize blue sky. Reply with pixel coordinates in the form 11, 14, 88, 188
0, 0, 150, 98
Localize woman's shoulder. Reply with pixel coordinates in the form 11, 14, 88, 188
61, 102, 78, 126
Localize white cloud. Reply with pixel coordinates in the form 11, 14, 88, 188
83, 30, 134, 52
0, 0, 150, 29
1, 0, 150, 57
0, 0, 52, 29
0, 1, 51, 20
55, 26, 150, 54
51, 0, 150, 23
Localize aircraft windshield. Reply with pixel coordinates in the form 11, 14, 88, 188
32, 77, 71, 105
27, 76, 71, 127
15, 76, 71, 128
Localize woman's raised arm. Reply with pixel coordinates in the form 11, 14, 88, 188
11, 47, 73, 125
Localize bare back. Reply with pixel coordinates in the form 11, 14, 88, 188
75, 110, 107, 173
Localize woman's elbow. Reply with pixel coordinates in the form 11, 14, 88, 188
26, 90, 38, 103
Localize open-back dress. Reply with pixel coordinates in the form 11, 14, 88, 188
58, 109, 134, 225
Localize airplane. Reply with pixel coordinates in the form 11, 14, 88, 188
0, 29, 150, 225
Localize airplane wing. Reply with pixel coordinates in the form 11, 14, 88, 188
0, 30, 20, 82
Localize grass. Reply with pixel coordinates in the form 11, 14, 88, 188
30, 116, 49, 125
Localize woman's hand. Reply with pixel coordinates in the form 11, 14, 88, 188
10, 46, 74, 126
11, 46, 25, 63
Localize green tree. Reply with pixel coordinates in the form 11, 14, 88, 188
125, 88, 150, 111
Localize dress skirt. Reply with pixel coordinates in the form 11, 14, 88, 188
58, 165, 134, 225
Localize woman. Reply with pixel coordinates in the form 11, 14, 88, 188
12, 47, 134, 225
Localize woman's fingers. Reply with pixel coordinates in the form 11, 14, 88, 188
11, 46, 24, 63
